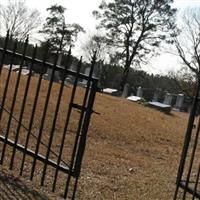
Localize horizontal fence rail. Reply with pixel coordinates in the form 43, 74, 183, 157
0, 32, 98, 199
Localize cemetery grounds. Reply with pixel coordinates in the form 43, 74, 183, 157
0, 68, 191, 199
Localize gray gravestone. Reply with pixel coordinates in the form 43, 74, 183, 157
43, 53, 62, 82
137, 86, 143, 97
163, 93, 173, 105
84, 67, 90, 76
153, 89, 159, 102
175, 94, 184, 109
66, 63, 77, 83
94, 60, 103, 79
122, 83, 129, 98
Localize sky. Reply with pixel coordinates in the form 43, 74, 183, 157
1, 0, 200, 75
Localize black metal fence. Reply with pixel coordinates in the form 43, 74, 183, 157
0, 32, 98, 199
174, 79, 200, 199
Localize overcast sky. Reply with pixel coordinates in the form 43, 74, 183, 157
1, 0, 200, 74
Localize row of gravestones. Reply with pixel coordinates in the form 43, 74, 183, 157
136, 86, 184, 109
42, 57, 184, 110
43, 53, 102, 84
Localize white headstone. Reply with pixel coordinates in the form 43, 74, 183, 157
57, 53, 62, 66
84, 67, 90, 76
122, 83, 129, 98
163, 93, 173, 105
137, 86, 143, 97
175, 94, 184, 109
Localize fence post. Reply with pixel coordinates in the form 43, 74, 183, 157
174, 79, 200, 199
74, 79, 97, 175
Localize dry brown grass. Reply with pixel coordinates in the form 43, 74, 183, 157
0, 69, 190, 199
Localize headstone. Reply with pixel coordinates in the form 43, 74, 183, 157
16, 68, 30, 76
57, 53, 62, 66
152, 89, 160, 102
137, 86, 143, 97
78, 67, 90, 86
70, 63, 77, 72
122, 83, 129, 98
148, 101, 171, 114
12, 65, 20, 71
103, 88, 117, 94
43, 53, 62, 82
175, 94, 184, 109
127, 96, 142, 102
66, 63, 77, 83
94, 60, 103, 79
163, 93, 173, 105
84, 67, 90, 76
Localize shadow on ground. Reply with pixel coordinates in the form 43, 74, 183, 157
0, 171, 49, 200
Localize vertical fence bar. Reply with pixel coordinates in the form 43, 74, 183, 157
30, 50, 60, 180
20, 42, 49, 175
19, 42, 49, 175
0, 37, 29, 165
64, 53, 97, 199
70, 79, 98, 199
0, 31, 9, 75
0, 40, 18, 122
182, 116, 200, 199
174, 79, 200, 200
9, 45, 37, 170
52, 56, 82, 192
30, 32, 65, 180
40, 48, 71, 186
192, 164, 200, 200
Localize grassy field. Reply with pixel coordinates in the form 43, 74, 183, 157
0, 68, 191, 199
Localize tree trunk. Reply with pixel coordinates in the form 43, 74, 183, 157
120, 61, 131, 91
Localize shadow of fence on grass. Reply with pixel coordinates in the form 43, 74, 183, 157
0, 172, 49, 200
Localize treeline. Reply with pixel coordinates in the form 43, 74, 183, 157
101, 64, 191, 98
0, 35, 194, 102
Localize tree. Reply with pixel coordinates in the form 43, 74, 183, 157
40, 4, 85, 52
0, 0, 41, 40
173, 8, 200, 79
168, 68, 196, 99
81, 32, 108, 62
93, 0, 176, 90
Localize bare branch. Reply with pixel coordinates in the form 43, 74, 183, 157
0, 0, 41, 40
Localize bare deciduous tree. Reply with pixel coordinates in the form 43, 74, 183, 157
0, 0, 41, 40
174, 7, 200, 76
81, 33, 108, 62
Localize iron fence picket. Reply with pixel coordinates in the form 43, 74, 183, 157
52, 56, 82, 192
9, 45, 37, 170
40, 48, 72, 186
63, 53, 97, 198
0, 40, 18, 122
20, 41, 49, 175
30, 49, 61, 180
193, 164, 200, 200
174, 79, 200, 199
1, 37, 29, 165
182, 116, 200, 199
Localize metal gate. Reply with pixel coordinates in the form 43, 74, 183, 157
0, 32, 98, 199
174, 79, 200, 199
